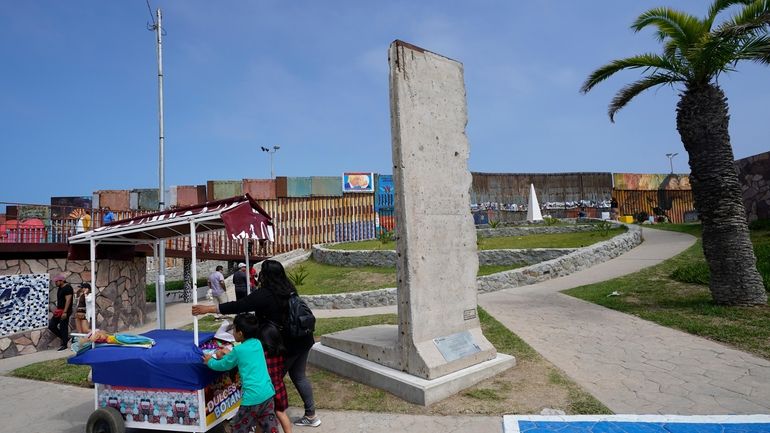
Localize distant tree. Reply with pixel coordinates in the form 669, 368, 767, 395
581, 0, 770, 305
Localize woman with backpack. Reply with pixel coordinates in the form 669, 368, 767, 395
192, 259, 321, 427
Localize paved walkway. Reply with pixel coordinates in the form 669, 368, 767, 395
3, 226, 770, 432
479, 227, 770, 414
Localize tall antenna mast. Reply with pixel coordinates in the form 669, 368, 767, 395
150, 7, 167, 329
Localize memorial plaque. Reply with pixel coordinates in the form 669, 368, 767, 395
463, 309, 477, 321
433, 331, 481, 363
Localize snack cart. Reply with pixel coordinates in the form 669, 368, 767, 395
67, 195, 273, 433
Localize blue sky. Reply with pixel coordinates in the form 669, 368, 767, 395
2, 1, 769, 206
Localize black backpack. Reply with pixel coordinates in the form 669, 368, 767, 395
286, 293, 315, 338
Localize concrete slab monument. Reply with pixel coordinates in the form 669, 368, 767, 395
527, 183, 543, 222
310, 40, 515, 405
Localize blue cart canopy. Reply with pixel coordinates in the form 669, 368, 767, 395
69, 329, 218, 390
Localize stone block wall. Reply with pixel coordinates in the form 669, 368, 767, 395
0, 257, 147, 359
735, 151, 770, 222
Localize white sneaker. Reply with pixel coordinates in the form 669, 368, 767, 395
294, 416, 321, 427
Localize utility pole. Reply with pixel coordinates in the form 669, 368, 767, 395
151, 8, 167, 329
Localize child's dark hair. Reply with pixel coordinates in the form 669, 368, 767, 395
233, 313, 259, 340
257, 321, 286, 357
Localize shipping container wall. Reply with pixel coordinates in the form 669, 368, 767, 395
173, 185, 207, 207
311, 176, 342, 197
286, 177, 312, 198
242, 179, 276, 200
95, 190, 131, 210
275, 177, 288, 198
206, 181, 242, 201
613, 189, 695, 223
471, 172, 613, 205
133, 189, 160, 210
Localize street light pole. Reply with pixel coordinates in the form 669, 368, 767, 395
151, 8, 167, 329
260, 145, 281, 178
665, 152, 678, 174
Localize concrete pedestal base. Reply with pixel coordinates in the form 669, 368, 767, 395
309, 342, 516, 406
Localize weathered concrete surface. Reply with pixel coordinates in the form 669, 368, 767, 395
387, 40, 496, 379
310, 342, 515, 406
480, 227, 770, 414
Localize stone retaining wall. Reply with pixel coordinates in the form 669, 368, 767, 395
313, 245, 575, 268
303, 224, 641, 309
735, 151, 770, 222
476, 222, 621, 238
0, 257, 147, 359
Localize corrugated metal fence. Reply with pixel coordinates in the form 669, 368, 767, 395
259, 194, 376, 253
613, 189, 696, 223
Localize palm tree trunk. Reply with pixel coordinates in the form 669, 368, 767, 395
676, 84, 767, 306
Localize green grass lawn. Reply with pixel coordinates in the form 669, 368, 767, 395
565, 223, 770, 360
478, 228, 626, 249
284, 259, 524, 295
330, 228, 626, 251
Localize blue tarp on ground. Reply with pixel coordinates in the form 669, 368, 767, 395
68, 329, 217, 390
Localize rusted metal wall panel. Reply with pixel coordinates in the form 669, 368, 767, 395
242, 179, 276, 200
613, 189, 695, 223
311, 176, 343, 197
173, 185, 207, 207
275, 177, 288, 198
95, 190, 131, 210
471, 172, 613, 205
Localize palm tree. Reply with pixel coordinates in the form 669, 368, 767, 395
582, 0, 770, 306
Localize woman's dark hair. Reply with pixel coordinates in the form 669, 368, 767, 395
257, 321, 286, 357
257, 260, 295, 324
258, 260, 295, 297
233, 313, 259, 340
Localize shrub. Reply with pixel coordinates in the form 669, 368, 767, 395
288, 265, 309, 286
377, 229, 394, 244
749, 218, 770, 230
594, 221, 613, 236
671, 261, 710, 286
146, 277, 208, 302
488, 220, 501, 228
543, 217, 560, 226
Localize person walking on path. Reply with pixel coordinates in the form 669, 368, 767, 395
203, 313, 279, 433
193, 259, 321, 427
48, 274, 73, 351
207, 265, 228, 305
233, 263, 249, 301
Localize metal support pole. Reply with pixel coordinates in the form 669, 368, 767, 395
155, 8, 167, 330
244, 240, 250, 293
190, 220, 199, 345
89, 239, 97, 337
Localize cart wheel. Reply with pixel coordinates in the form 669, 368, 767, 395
208, 422, 232, 433
86, 407, 125, 433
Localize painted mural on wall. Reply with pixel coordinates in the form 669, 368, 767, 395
613, 173, 691, 191
50, 196, 92, 219
0, 274, 49, 337
342, 172, 374, 193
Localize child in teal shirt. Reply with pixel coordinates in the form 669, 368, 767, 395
202, 313, 278, 433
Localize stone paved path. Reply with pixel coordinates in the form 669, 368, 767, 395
479, 227, 770, 414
